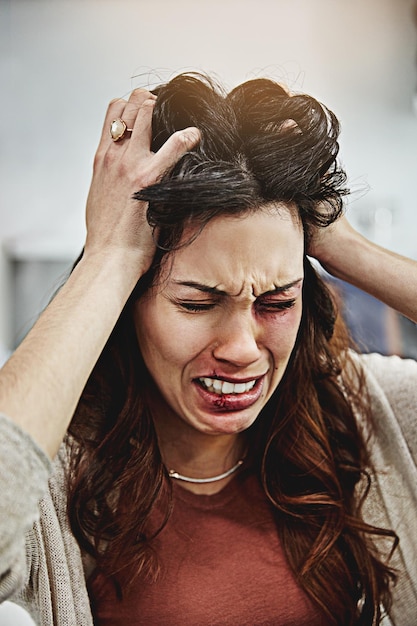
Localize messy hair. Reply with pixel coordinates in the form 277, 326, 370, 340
67, 73, 396, 625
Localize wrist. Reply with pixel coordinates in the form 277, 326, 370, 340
313, 220, 364, 281
80, 245, 153, 290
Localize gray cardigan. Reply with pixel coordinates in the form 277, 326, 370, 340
0, 353, 416, 625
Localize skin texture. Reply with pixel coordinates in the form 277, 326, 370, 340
134, 206, 304, 489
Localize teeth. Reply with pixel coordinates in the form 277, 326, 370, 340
199, 377, 257, 395
222, 381, 234, 394
213, 379, 223, 392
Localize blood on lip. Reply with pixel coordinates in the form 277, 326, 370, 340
212, 394, 233, 408
193, 376, 264, 412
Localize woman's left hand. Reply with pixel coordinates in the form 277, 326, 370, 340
308, 214, 417, 324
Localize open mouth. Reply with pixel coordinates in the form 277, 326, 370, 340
198, 377, 257, 395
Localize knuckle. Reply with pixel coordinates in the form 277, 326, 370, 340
141, 97, 157, 110
132, 87, 151, 97
173, 130, 192, 150
96, 150, 141, 185
109, 96, 125, 106
93, 148, 106, 171
106, 97, 126, 113
101, 149, 119, 170
171, 128, 200, 153
129, 88, 156, 107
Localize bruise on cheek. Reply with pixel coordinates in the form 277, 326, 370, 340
262, 303, 303, 357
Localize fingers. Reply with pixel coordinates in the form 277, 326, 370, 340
98, 97, 126, 148
97, 88, 155, 151
123, 89, 156, 133
129, 96, 158, 156
151, 126, 201, 172
95, 89, 201, 188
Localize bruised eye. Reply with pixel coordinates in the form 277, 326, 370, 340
256, 299, 296, 313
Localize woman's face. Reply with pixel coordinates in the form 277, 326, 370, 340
134, 206, 304, 437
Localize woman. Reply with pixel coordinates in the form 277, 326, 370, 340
0, 73, 416, 625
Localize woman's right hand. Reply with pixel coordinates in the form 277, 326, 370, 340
84, 88, 200, 276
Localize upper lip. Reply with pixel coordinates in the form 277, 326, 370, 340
194, 373, 266, 384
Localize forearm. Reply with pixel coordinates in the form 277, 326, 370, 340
0, 89, 199, 460
0, 251, 143, 458
313, 219, 417, 324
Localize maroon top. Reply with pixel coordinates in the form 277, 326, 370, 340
88, 469, 329, 625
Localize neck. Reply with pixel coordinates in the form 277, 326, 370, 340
148, 394, 247, 494
163, 433, 245, 487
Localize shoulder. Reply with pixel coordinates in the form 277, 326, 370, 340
357, 351, 417, 386
350, 351, 417, 408
350, 351, 417, 461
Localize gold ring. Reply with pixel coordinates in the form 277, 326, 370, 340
110, 118, 133, 142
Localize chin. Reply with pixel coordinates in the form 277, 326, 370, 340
190, 409, 259, 436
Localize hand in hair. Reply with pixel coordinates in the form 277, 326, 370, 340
308, 213, 417, 323
84, 88, 200, 275
0, 88, 200, 459
307, 211, 351, 268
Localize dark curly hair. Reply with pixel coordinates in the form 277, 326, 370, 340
67, 73, 397, 625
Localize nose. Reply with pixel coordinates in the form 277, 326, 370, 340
212, 310, 261, 367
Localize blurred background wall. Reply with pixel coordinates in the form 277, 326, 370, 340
1, 0, 416, 622
2, 0, 417, 356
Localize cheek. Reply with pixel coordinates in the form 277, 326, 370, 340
135, 305, 208, 370
261, 305, 302, 356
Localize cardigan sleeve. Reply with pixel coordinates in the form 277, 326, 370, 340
0, 413, 52, 601
0, 414, 94, 625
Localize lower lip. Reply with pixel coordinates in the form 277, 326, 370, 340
193, 377, 265, 412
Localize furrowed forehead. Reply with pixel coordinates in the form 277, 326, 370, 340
171, 278, 304, 298
154, 206, 304, 293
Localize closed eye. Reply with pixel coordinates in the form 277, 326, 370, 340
176, 298, 297, 314
178, 301, 216, 313
256, 299, 296, 313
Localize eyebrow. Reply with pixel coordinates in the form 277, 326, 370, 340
172, 278, 303, 297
